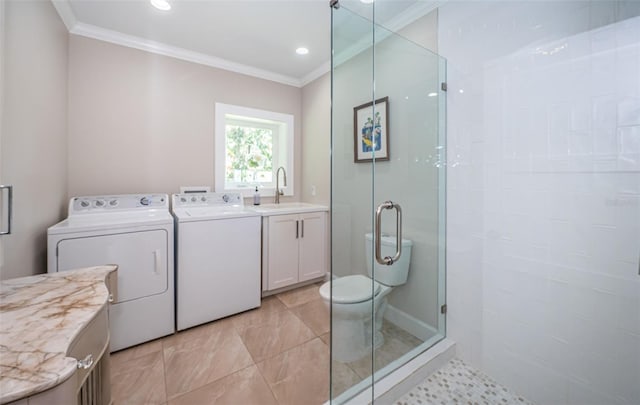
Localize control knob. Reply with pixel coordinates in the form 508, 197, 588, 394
222, 194, 230, 203
180, 197, 187, 203
95, 200, 105, 207
109, 199, 118, 207
140, 197, 150, 206
191, 196, 197, 202
80, 200, 90, 208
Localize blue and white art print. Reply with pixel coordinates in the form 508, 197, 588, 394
353, 97, 389, 162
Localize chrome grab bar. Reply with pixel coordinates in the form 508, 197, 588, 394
375, 201, 402, 265
0, 185, 13, 235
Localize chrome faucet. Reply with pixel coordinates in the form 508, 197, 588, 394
275, 166, 287, 204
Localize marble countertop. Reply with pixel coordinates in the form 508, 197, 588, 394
0, 266, 117, 404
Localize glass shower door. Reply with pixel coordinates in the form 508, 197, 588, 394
330, 2, 446, 403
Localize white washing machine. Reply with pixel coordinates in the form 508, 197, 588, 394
172, 192, 261, 331
47, 194, 174, 351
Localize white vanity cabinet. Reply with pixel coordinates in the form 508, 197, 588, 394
262, 210, 327, 291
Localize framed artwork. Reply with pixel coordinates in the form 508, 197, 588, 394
353, 96, 389, 163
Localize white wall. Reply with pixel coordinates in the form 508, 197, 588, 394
0, 0, 69, 279
67, 35, 302, 200
441, 2, 640, 404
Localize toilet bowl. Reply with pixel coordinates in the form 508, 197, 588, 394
319, 233, 412, 363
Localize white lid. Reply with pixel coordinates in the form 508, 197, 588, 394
319, 275, 380, 304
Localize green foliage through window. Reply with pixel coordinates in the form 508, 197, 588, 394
225, 125, 273, 184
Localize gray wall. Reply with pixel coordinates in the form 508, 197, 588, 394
67, 35, 302, 199
301, 73, 331, 205
0, 0, 69, 279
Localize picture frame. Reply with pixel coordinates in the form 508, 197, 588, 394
353, 96, 389, 163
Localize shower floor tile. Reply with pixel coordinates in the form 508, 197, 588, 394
396, 358, 534, 405
346, 320, 423, 379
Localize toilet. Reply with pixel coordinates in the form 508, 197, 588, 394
319, 233, 412, 363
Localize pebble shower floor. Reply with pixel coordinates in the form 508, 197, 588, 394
396, 358, 534, 405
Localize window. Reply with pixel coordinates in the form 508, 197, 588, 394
215, 103, 294, 196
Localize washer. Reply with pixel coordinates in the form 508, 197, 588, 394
47, 194, 174, 352
172, 192, 261, 331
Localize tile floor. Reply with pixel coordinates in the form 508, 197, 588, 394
110, 282, 424, 405
396, 358, 534, 405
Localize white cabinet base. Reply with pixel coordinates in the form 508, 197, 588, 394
262, 211, 328, 293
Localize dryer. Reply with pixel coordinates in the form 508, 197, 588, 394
48, 194, 174, 351
172, 193, 261, 331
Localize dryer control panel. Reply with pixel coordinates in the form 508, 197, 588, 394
172, 192, 243, 208
70, 194, 168, 214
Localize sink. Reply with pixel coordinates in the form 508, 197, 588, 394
248, 202, 328, 215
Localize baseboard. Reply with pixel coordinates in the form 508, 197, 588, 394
384, 304, 439, 341
261, 276, 324, 297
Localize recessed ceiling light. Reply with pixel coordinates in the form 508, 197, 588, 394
150, 0, 171, 11
296, 47, 309, 55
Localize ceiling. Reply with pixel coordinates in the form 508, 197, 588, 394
52, 0, 439, 87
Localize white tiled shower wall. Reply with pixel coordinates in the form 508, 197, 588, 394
440, 2, 640, 404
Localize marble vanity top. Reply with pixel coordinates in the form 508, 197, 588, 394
0, 265, 116, 404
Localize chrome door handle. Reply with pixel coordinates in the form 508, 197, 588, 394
301, 220, 304, 238
0, 185, 13, 235
295, 220, 299, 239
375, 201, 402, 265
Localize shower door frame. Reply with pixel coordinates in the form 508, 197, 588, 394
329, 1, 448, 403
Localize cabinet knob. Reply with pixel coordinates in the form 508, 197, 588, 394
77, 354, 94, 370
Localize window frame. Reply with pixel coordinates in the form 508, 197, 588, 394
215, 103, 294, 197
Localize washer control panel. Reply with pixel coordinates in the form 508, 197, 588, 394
70, 194, 168, 214
172, 193, 243, 208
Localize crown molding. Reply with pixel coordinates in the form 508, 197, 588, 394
70, 23, 303, 87
300, 60, 331, 87
51, 0, 303, 87
384, 1, 443, 34
51, 0, 443, 89
51, 0, 77, 32
331, 1, 442, 75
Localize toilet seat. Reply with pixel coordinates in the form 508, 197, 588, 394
319, 275, 381, 304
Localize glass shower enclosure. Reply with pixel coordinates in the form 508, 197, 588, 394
330, 2, 447, 402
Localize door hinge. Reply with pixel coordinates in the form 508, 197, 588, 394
441, 82, 447, 92
440, 304, 447, 314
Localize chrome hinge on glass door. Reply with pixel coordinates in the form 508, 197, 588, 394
0, 185, 13, 235
375, 201, 402, 265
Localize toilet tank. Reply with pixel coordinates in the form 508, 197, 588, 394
364, 233, 412, 286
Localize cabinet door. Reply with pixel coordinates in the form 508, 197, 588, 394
298, 211, 327, 282
267, 214, 300, 290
